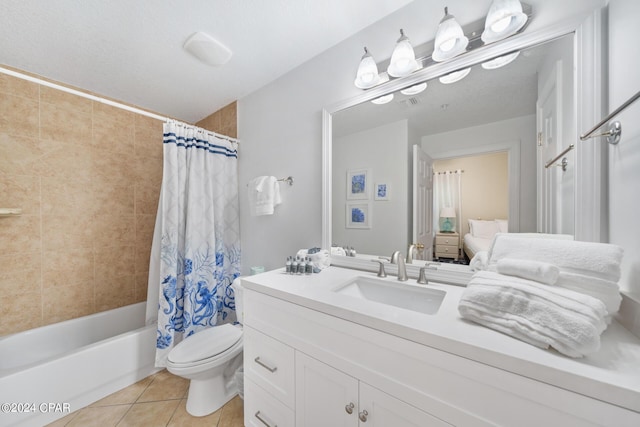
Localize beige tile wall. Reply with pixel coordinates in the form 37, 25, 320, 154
0, 72, 237, 336
196, 101, 237, 137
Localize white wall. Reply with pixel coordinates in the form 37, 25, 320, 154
332, 120, 409, 255
537, 34, 576, 235
421, 115, 537, 232
608, 0, 640, 296
237, 0, 605, 274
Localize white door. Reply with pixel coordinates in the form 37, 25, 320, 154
537, 61, 563, 234
413, 144, 434, 260
359, 382, 452, 427
295, 351, 359, 427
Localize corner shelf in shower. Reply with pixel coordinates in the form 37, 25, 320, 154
0, 208, 22, 216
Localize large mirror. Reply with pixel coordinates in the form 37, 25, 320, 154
326, 32, 577, 267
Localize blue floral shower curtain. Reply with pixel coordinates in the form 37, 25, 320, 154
147, 121, 240, 367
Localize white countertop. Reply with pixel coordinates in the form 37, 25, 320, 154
242, 266, 640, 413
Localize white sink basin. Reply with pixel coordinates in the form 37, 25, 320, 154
333, 276, 446, 315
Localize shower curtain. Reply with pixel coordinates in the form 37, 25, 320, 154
433, 170, 463, 235
146, 121, 240, 367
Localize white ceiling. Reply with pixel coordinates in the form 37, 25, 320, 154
0, 0, 413, 123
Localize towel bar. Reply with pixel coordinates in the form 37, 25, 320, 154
580, 89, 640, 144
246, 176, 294, 187
277, 176, 294, 185
545, 144, 575, 171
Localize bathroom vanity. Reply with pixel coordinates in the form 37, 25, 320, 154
242, 267, 640, 427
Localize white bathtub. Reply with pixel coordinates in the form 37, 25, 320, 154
0, 302, 159, 427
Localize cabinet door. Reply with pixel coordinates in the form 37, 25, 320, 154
296, 351, 359, 427
244, 378, 295, 427
359, 383, 452, 427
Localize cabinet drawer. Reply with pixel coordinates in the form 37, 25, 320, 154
435, 244, 458, 260
244, 377, 295, 427
244, 325, 295, 408
435, 235, 458, 245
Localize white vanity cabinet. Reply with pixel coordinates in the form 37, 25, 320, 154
242, 284, 640, 427
243, 326, 295, 427
296, 351, 450, 427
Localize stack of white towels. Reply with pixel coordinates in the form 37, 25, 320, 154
459, 234, 624, 357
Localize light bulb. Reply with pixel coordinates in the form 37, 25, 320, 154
387, 30, 418, 78
439, 38, 456, 52
354, 47, 380, 89
491, 16, 512, 33
481, 51, 520, 69
371, 94, 394, 105
432, 8, 468, 62
482, 0, 528, 44
400, 82, 427, 95
439, 68, 470, 84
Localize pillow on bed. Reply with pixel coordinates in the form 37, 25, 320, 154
495, 219, 508, 233
468, 219, 500, 239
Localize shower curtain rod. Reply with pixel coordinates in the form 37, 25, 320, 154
0, 66, 239, 144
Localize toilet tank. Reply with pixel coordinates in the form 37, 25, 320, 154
232, 277, 244, 324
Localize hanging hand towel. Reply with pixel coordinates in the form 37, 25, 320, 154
248, 176, 281, 216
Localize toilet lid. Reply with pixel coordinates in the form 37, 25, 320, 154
168, 324, 242, 364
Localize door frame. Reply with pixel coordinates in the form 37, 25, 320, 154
429, 140, 521, 233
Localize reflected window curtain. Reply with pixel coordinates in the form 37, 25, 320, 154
147, 121, 241, 367
433, 170, 463, 239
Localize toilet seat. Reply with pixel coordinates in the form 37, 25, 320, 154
168, 324, 243, 367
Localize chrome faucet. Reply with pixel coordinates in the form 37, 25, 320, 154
396, 254, 408, 281
370, 259, 387, 277
406, 244, 416, 264
385, 251, 408, 281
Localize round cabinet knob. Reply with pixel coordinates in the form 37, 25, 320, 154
359, 410, 369, 422
345, 402, 355, 414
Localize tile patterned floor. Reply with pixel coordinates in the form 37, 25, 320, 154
47, 370, 244, 427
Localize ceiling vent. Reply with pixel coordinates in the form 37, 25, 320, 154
397, 97, 422, 109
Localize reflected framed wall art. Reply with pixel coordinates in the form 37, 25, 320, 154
374, 183, 389, 201
346, 168, 371, 200
346, 202, 372, 229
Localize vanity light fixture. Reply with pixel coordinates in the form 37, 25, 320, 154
481, 0, 528, 44
400, 82, 427, 95
352, 3, 531, 90
439, 67, 471, 84
354, 47, 381, 89
432, 8, 469, 63
481, 51, 520, 69
387, 29, 419, 78
371, 93, 394, 105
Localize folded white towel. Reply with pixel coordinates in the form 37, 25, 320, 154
458, 271, 608, 357
296, 248, 330, 271
488, 235, 623, 281
330, 246, 347, 256
248, 176, 281, 216
556, 271, 622, 315
496, 258, 560, 285
469, 251, 488, 271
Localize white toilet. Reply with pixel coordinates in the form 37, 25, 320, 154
166, 278, 244, 417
